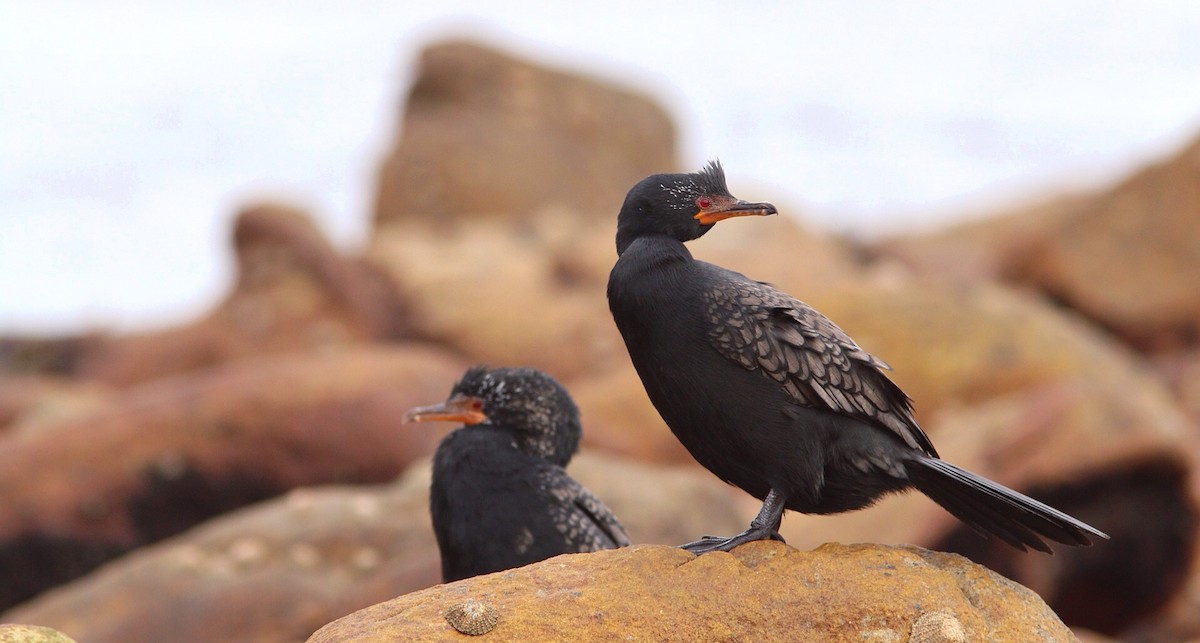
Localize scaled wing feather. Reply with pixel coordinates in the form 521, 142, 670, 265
703, 280, 937, 456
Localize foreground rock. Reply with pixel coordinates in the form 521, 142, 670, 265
0, 345, 465, 611
310, 541, 1077, 642
2, 453, 743, 643
0, 624, 76, 643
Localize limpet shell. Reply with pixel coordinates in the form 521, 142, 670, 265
909, 611, 966, 643
445, 599, 499, 636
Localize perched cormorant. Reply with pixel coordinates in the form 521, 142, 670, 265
607, 160, 1108, 554
404, 366, 631, 581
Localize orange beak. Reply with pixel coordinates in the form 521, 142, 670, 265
694, 199, 778, 225
403, 395, 487, 425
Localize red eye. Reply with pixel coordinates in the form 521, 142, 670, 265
470, 399, 483, 411
697, 197, 712, 209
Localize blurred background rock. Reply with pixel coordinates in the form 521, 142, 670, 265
2, 6, 1200, 642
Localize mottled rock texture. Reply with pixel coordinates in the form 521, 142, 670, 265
310, 541, 1078, 642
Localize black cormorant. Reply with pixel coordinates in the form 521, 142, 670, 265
607, 161, 1107, 554
405, 366, 631, 580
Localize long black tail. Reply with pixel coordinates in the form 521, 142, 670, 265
907, 456, 1109, 553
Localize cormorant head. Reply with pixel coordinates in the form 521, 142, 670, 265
615, 160, 777, 255
403, 365, 581, 467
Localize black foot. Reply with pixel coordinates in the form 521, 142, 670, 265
679, 526, 786, 554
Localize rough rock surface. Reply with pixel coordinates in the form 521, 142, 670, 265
75, 203, 413, 386
0, 624, 77, 643
374, 40, 677, 225
1, 453, 743, 643
0, 345, 465, 611
310, 541, 1078, 642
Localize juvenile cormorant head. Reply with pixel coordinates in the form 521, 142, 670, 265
615, 160, 777, 255
404, 366, 581, 467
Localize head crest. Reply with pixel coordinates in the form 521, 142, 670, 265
696, 159, 728, 195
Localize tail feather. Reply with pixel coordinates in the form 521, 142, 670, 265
921, 459, 1088, 546
908, 456, 1108, 552
917, 472, 1051, 553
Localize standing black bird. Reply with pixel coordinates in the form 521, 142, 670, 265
607, 160, 1108, 554
404, 365, 631, 581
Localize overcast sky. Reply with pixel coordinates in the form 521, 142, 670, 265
3, 2, 1199, 332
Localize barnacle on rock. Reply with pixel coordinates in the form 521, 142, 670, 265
444, 599, 499, 636
910, 611, 966, 643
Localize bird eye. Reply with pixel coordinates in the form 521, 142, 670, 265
470, 399, 483, 411
696, 197, 712, 209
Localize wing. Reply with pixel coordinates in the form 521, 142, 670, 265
703, 277, 938, 457
540, 469, 632, 550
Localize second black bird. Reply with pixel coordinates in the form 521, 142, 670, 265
606, 160, 1108, 554
404, 365, 630, 582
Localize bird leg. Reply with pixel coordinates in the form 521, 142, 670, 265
680, 489, 787, 554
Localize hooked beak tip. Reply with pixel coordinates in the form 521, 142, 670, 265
694, 201, 777, 225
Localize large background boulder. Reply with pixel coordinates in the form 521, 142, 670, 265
373, 39, 677, 225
